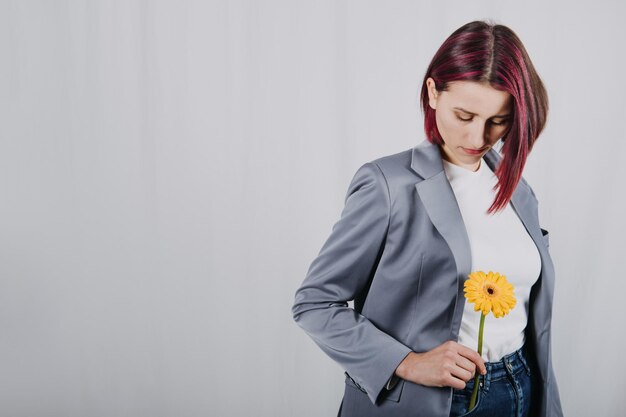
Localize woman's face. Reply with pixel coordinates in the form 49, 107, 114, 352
426, 77, 513, 171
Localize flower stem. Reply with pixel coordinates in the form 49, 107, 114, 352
469, 313, 485, 409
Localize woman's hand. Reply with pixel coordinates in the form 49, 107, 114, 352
395, 340, 487, 389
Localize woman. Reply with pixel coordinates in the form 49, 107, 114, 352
291, 20, 563, 417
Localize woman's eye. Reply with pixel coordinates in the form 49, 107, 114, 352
456, 115, 509, 125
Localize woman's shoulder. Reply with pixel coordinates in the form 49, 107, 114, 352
366, 147, 415, 180
344, 147, 421, 199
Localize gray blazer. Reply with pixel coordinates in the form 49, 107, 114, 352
291, 139, 563, 417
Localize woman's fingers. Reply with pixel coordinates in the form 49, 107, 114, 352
399, 341, 488, 389
455, 356, 478, 380
456, 343, 487, 375
449, 365, 474, 385
446, 373, 469, 390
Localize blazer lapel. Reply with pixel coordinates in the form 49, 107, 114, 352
411, 142, 471, 339
410, 140, 472, 284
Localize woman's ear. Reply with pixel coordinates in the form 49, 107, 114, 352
426, 77, 438, 110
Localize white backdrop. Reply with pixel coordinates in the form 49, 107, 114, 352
1, 1, 624, 416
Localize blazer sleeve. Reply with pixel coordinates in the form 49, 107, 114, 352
291, 162, 413, 406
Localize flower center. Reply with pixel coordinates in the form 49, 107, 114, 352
484, 284, 497, 297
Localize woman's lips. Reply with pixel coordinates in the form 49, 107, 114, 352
462, 147, 486, 155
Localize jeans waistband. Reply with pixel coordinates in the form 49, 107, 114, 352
476, 344, 531, 393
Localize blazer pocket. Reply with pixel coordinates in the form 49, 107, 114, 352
540, 228, 549, 248
344, 371, 405, 403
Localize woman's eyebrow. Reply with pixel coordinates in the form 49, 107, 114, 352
453, 107, 510, 118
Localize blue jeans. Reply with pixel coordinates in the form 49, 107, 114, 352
449, 344, 534, 417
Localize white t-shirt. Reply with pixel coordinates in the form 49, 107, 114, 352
442, 157, 541, 362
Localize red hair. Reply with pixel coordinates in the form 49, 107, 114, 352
419, 20, 549, 214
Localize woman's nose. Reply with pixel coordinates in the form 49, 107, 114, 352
467, 123, 489, 149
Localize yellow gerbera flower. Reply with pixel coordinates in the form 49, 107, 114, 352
464, 270, 517, 318
464, 270, 517, 410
